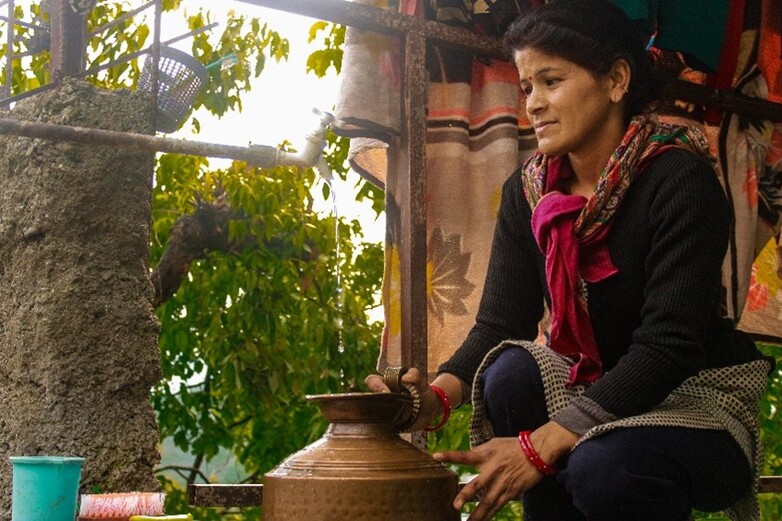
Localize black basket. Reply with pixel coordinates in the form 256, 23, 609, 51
138, 47, 207, 133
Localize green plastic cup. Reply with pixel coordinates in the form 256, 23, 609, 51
10, 455, 85, 521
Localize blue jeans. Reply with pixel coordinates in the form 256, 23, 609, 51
481, 348, 752, 521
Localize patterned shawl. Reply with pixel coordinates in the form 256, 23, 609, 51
521, 115, 715, 385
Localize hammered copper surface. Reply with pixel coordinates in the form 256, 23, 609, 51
263, 392, 460, 521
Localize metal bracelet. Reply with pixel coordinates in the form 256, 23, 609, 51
382, 366, 421, 432
395, 382, 421, 432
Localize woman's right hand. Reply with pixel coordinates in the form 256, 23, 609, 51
364, 369, 464, 432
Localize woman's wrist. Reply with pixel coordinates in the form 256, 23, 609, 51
411, 374, 463, 432
430, 373, 466, 410
424, 384, 451, 431
519, 430, 558, 475
529, 421, 580, 465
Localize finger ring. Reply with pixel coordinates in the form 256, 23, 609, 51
383, 365, 409, 393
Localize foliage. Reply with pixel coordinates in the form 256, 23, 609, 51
756, 343, 782, 521
0, 2, 51, 93
137, 10, 385, 521
150, 152, 384, 457
141, 15, 386, 521
307, 22, 345, 77
0, 1, 287, 121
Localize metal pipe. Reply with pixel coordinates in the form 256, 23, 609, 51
234, 0, 505, 59
0, 116, 279, 166
151, 0, 162, 136
0, 14, 47, 31
4, 0, 14, 99
281, 108, 335, 168
0, 113, 332, 170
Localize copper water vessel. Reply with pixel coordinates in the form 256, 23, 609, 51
263, 392, 460, 520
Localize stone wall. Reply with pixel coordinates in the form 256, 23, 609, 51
0, 79, 162, 518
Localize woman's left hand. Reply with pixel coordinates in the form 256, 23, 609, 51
434, 422, 579, 520
433, 437, 542, 521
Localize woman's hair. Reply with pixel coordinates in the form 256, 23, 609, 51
503, 0, 666, 119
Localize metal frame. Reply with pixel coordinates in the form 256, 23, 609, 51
186, 476, 782, 506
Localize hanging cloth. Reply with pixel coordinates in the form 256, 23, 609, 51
758, 0, 782, 103
614, 0, 730, 73
335, 0, 535, 375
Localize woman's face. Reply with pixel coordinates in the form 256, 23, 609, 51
515, 48, 623, 158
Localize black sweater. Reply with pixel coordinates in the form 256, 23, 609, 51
438, 148, 767, 433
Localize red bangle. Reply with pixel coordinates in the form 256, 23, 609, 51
518, 430, 558, 476
424, 384, 451, 432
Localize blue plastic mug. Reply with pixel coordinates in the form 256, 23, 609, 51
9, 456, 85, 521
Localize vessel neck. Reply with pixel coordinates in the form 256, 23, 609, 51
326, 422, 398, 438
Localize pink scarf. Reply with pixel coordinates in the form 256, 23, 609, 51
522, 116, 714, 385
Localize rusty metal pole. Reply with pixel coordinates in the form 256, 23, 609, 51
4, 0, 14, 99
49, 0, 87, 79
398, 29, 429, 451
397, 30, 428, 378
150, 0, 162, 131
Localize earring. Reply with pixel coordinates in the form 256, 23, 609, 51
612, 86, 628, 103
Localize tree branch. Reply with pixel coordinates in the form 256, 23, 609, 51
155, 465, 211, 484
150, 194, 321, 308
188, 453, 205, 486
151, 194, 254, 308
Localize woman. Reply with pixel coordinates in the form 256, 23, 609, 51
366, 1, 773, 520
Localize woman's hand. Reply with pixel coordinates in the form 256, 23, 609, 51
364, 371, 395, 393
433, 422, 580, 521
364, 369, 465, 431
364, 367, 440, 430
434, 437, 542, 521
364, 366, 429, 395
